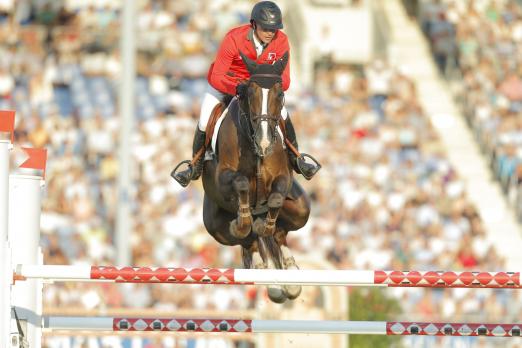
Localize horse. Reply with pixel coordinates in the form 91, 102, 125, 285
201, 51, 311, 303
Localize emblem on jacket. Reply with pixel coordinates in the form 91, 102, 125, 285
268, 52, 276, 61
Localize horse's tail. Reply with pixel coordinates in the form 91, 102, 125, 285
241, 246, 253, 269
259, 235, 283, 269
241, 235, 283, 269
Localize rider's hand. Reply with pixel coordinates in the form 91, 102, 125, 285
236, 83, 248, 99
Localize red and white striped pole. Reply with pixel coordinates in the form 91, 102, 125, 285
15, 265, 522, 289
43, 317, 522, 337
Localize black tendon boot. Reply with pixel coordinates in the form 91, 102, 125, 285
172, 127, 206, 187
285, 117, 320, 180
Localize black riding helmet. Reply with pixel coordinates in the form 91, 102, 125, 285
250, 1, 283, 30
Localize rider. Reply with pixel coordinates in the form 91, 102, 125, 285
173, 1, 320, 186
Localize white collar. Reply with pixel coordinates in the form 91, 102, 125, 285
252, 33, 265, 58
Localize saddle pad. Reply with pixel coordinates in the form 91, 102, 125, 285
204, 103, 225, 147
211, 106, 229, 152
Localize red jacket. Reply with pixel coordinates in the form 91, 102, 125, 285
207, 24, 291, 96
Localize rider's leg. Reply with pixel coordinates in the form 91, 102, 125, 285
173, 85, 224, 186
199, 84, 225, 132
281, 107, 320, 180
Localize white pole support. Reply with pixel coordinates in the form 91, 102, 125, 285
116, 0, 137, 266
0, 139, 11, 348
8, 174, 44, 348
0, 109, 14, 348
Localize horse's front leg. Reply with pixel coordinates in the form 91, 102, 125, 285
254, 176, 289, 237
229, 175, 253, 239
218, 169, 253, 239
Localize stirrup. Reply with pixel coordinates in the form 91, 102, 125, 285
296, 153, 322, 180
170, 160, 194, 187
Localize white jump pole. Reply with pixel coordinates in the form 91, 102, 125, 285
43, 317, 522, 337
14, 265, 522, 289
9, 148, 46, 348
0, 110, 14, 348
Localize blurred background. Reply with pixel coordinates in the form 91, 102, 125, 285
2, 0, 522, 347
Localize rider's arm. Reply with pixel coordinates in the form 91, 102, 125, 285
280, 38, 290, 91
208, 33, 240, 96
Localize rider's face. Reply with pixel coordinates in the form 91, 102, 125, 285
255, 25, 276, 44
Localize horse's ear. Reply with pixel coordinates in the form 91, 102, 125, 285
240, 51, 257, 74
273, 51, 289, 75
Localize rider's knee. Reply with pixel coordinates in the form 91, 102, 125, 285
199, 90, 222, 131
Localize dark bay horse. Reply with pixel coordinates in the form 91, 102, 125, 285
201, 52, 311, 303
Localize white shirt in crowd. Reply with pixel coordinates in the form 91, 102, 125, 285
366, 61, 393, 96
0, 71, 14, 96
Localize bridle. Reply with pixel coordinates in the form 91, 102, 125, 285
240, 73, 285, 158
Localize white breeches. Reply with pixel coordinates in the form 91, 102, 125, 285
198, 84, 289, 132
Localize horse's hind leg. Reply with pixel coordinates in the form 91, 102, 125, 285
254, 236, 287, 304
277, 180, 311, 233
274, 228, 302, 300
204, 194, 246, 247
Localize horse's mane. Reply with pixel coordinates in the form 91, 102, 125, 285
221, 94, 234, 106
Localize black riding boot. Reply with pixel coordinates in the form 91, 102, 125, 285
172, 127, 206, 187
285, 117, 320, 180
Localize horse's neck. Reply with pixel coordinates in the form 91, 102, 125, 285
225, 100, 287, 166
230, 100, 254, 145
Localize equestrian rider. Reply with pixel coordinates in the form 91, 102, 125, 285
173, 1, 320, 186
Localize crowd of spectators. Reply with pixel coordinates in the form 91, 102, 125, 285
420, 0, 522, 223
0, 0, 519, 347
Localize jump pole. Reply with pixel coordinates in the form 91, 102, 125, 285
14, 265, 522, 289
43, 317, 522, 337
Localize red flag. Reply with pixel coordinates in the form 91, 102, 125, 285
0, 110, 15, 143
19, 147, 47, 178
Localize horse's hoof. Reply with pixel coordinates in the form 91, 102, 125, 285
233, 177, 249, 191
268, 193, 284, 209
268, 286, 287, 304
230, 220, 251, 239
281, 250, 301, 299
283, 284, 302, 300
